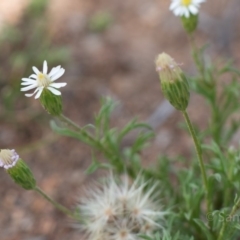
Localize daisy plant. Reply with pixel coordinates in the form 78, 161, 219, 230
4, 1, 240, 239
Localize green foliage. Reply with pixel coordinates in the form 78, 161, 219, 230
51, 98, 154, 177
27, 0, 48, 16
88, 11, 113, 32
50, 92, 240, 239
190, 47, 240, 145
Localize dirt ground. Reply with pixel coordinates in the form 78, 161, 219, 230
1, 1, 240, 240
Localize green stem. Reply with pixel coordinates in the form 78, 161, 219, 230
59, 114, 96, 144
182, 110, 210, 211
59, 114, 122, 169
59, 114, 83, 132
188, 33, 205, 77
34, 186, 77, 219
218, 198, 240, 240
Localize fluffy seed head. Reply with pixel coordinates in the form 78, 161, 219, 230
77, 174, 167, 240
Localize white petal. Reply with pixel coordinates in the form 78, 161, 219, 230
32, 66, 40, 74
48, 66, 61, 78
189, 5, 198, 14
25, 93, 35, 97
21, 84, 38, 91
49, 82, 67, 88
22, 77, 36, 82
29, 74, 37, 79
50, 69, 65, 81
43, 60, 48, 74
184, 8, 190, 17
35, 87, 44, 99
170, 1, 180, 10
175, 6, 184, 16
47, 87, 61, 95
25, 88, 39, 97
21, 80, 36, 85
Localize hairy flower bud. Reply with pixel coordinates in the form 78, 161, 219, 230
181, 14, 198, 33
0, 149, 36, 190
156, 52, 189, 111
40, 89, 63, 116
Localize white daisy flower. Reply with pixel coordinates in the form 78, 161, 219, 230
77, 174, 167, 240
170, 0, 205, 18
21, 60, 67, 99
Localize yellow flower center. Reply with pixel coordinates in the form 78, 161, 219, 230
181, 0, 192, 6
0, 149, 13, 165
37, 73, 51, 87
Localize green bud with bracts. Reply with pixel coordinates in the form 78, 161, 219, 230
40, 89, 63, 116
0, 149, 36, 190
181, 14, 198, 33
155, 52, 190, 111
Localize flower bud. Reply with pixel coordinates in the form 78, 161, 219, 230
40, 89, 63, 116
181, 14, 198, 33
155, 52, 189, 111
0, 149, 36, 190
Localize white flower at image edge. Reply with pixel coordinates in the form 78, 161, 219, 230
21, 61, 67, 99
170, 0, 205, 18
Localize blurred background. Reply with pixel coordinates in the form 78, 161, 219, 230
1, 0, 240, 239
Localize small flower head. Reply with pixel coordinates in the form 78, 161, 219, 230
77, 174, 167, 240
0, 149, 19, 169
170, 0, 205, 18
21, 61, 67, 115
21, 60, 66, 99
0, 149, 36, 190
156, 53, 189, 111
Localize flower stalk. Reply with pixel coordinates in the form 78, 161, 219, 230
182, 110, 210, 212
58, 114, 113, 157
34, 186, 78, 219
59, 114, 83, 132
188, 34, 205, 77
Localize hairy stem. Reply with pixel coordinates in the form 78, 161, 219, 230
59, 114, 83, 132
182, 110, 210, 213
34, 186, 77, 219
59, 114, 122, 170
